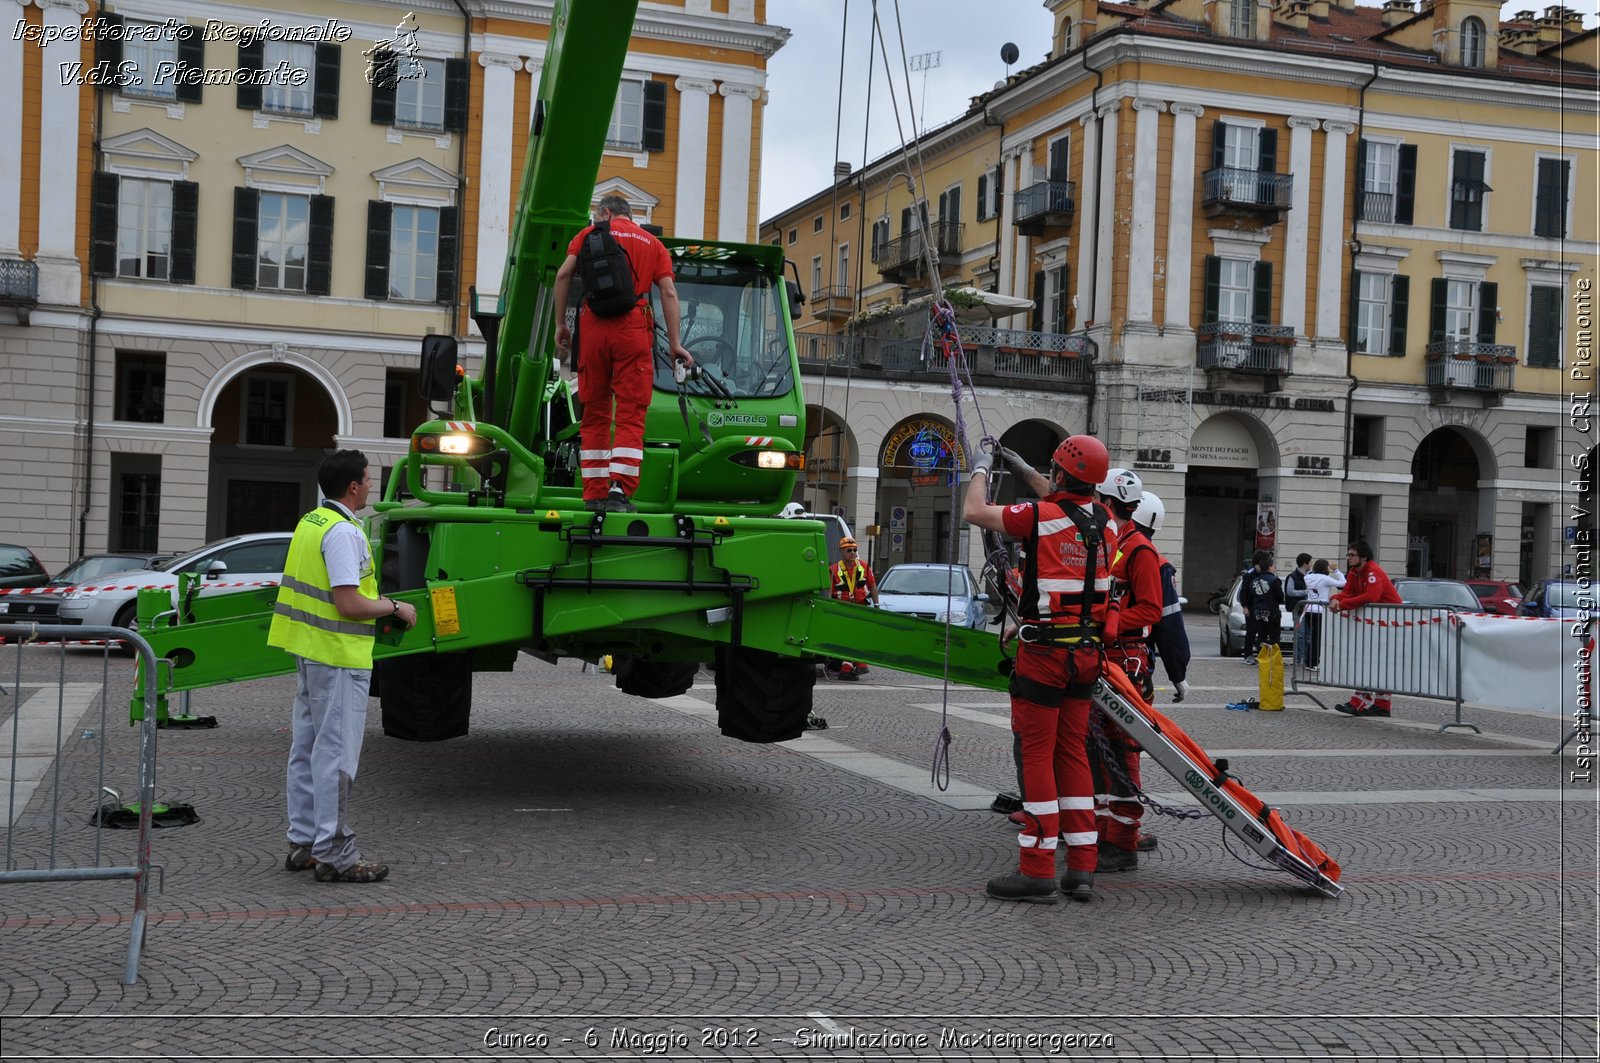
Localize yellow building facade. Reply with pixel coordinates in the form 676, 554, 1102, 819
0, 0, 784, 570
762, 0, 1596, 594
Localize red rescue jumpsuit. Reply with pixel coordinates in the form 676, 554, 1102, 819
1000, 496, 1115, 880
566, 217, 673, 504
1333, 559, 1402, 710
829, 558, 878, 676
1094, 523, 1164, 853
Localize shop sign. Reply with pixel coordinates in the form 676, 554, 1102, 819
1133, 447, 1175, 471
881, 419, 965, 473
1293, 455, 1333, 476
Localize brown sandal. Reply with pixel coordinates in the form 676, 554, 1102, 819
313, 859, 389, 883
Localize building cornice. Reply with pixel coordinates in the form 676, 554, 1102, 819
468, 0, 790, 57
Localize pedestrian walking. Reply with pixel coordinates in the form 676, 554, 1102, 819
966, 435, 1116, 903
269, 450, 416, 884
1329, 541, 1400, 716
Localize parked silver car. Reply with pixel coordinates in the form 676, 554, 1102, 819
50, 532, 292, 633
875, 563, 991, 630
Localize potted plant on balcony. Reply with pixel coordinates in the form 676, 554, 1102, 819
1495, 353, 1517, 365
1474, 351, 1496, 364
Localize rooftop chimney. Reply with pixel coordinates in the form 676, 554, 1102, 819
1276, 0, 1312, 31
1381, 0, 1414, 25
833, 161, 853, 182
1536, 5, 1566, 42
1309, 0, 1330, 19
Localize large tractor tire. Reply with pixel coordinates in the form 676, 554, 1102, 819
612, 656, 700, 700
377, 651, 473, 741
714, 646, 813, 743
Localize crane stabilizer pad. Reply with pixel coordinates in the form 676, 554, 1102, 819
1091, 668, 1344, 898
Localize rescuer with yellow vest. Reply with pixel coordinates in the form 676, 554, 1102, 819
268, 449, 416, 884
826, 536, 879, 680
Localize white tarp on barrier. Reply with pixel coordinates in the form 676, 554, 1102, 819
1319, 605, 1457, 698
1456, 614, 1571, 716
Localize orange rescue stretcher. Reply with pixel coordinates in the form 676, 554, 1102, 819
1094, 665, 1344, 898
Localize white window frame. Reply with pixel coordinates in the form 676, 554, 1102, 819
1217, 257, 1253, 323
262, 41, 314, 115
257, 191, 311, 292
239, 371, 295, 448
389, 204, 440, 302
1460, 17, 1486, 68
394, 56, 446, 131
1446, 144, 1492, 233
1356, 272, 1391, 355
1046, 264, 1069, 334
116, 177, 173, 281
812, 215, 824, 234
810, 255, 822, 294
1219, 115, 1263, 171
1361, 137, 1400, 223
836, 243, 850, 292
606, 77, 645, 152
1229, 0, 1253, 36
976, 172, 991, 221
1530, 153, 1575, 240
1444, 278, 1476, 342
121, 21, 178, 100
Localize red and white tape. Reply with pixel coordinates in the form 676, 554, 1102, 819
0, 581, 279, 596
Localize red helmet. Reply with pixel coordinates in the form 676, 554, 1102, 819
1052, 434, 1109, 484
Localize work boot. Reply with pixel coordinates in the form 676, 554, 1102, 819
284, 843, 317, 872
584, 497, 609, 513
1174, 680, 1191, 703
604, 486, 637, 513
986, 871, 1060, 904
1096, 844, 1138, 873
854, 663, 870, 675
1136, 833, 1158, 852
1059, 869, 1094, 902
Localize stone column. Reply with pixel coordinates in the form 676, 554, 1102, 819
1074, 110, 1099, 325
1282, 116, 1320, 336
673, 78, 716, 239
717, 82, 763, 243
1163, 103, 1203, 328
0, 0, 26, 255
1010, 144, 1032, 329
997, 147, 1019, 311
1317, 121, 1355, 341
472, 53, 523, 306
36, 0, 89, 305
846, 466, 880, 561
1127, 98, 1166, 323
1094, 100, 1119, 326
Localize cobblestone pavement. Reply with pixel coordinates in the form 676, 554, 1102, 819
0, 639, 1594, 1061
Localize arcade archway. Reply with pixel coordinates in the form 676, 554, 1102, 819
1407, 426, 1493, 579
205, 364, 339, 538
877, 415, 965, 567
1181, 412, 1279, 599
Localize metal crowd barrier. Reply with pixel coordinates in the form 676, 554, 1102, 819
1288, 601, 1477, 733
0, 623, 167, 985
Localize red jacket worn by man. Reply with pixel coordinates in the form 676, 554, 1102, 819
1329, 540, 1401, 717
552, 194, 692, 513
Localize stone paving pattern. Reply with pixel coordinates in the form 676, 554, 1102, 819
0, 639, 1594, 1060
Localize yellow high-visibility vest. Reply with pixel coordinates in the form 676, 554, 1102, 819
267, 506, 377, 669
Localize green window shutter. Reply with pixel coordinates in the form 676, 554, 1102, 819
1257, 128, 1277, 172
170, 181, 199, 285
175, 25, 204, 104
1348, 270, 1363, 351
1395, 144, 1417, 225
313, 44, 341, 119
436, 206, 458, 305
1388, 274, 1409, 356
90, 172, 119, 277
307, 195, 335, 296
444, 59, 469, 133
1031, 271, 1045, 332
1252, 260, 1272, 325
96, 14, 124, 89
1428, 278, 1447, 345
369, 50, 397, 125
364, 201, 391, 301
1528, 285, 1562, 368
1534, 158, 1567, 238
642, 80, 667, 152
1210, 120, 1227, 171
236, 41, 263, 110
231, 187, 259, 290
1202, 255, 1221, 323
1476, 281, 1497, 344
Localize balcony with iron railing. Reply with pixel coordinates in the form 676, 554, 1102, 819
1196, 322, 1295, 377
797, 323, 1095, 392
0, 257, 39, 323
1013, 179, 1076, 237
1357, 189, 1395, 224
1201, 167, 1293, 218
808, 284, 854, 321
875, 222, 964, 284
1424, 339, 1516, 402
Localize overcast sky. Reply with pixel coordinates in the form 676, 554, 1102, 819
759, 1, 1056, 221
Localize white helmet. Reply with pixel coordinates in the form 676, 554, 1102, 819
1098, 467, 1143, 504
780, 502, 806, 518
1132, 490, 1165, 533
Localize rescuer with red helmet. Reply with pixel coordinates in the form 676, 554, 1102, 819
965, 433, 1116, 903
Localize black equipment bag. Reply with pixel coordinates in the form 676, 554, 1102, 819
577, 219, 640, 317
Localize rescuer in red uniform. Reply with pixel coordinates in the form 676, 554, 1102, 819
827, 536, 879, 680
552, 194, 693, 513
1093, 467, 1165, 872
1328, 540, 1402, 717
965, 435, 1116, 904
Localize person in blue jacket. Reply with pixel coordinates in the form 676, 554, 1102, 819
1131, 492, 1191, 703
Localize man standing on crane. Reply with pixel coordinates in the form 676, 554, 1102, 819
552, 194, 693, 513
965, 435, 1116, 904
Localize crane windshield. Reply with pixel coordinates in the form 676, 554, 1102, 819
652, 252, 794, 400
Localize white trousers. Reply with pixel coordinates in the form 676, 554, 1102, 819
286, 656, 371, 871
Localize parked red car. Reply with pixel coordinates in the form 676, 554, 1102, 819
1465, 579, 1523, 614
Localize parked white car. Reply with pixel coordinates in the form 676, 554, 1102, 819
875, 563, 991, 630
50, 532, 292, 634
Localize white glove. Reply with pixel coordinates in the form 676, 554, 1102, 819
1174, 680, 1191, 703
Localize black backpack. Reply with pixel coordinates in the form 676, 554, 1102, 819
576, 219, 639, 317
